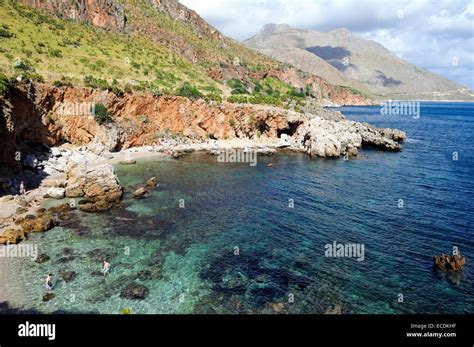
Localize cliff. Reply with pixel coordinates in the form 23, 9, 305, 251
0, 82, 404, 174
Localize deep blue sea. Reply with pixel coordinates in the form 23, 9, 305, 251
7, 102, 474, 314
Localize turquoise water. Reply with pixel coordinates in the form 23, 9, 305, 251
6, 102, 474, 314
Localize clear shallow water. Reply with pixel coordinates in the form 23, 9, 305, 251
6, 102, 474, 314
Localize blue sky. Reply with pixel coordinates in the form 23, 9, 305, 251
180, 0, 474, 89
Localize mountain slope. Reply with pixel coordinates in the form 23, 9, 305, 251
245, 23, 473, 100
0, 0, 371, 107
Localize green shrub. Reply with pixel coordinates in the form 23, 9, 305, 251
0, 27, 14, 38
227, 95, 248, 104
111, 85, 124, 96
204, 93, 222, 103
229, 118, 235, 127
0, 73, 10, 95
61, 38, 81, 47
124, 84, 133, 93
53, 76, 73, 88
25, 72, 44, 83
287, 87, 305, 98
13, 59, 34, 72
93, 103, 113, 125
84, 75, 110, 90
176, 82, 202, 100
49, 48, 62, 58
227, 78, 248, 94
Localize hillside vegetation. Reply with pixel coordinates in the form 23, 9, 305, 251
0, 0, 370, 108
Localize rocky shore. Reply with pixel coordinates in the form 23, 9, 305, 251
0, 83, 406, 244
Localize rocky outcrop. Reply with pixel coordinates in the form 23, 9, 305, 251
65, 160, 122, 202
294, 116, 405, 157
18, 213, 57, 233
18, 0, 127, 32
64, 158, 123, 212
0, 229, 27, 245
0, 203, 73, 245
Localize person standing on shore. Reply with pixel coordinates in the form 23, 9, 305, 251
102, 259, 110, 276
45, 274, 53, 290
19, 181, 26, 195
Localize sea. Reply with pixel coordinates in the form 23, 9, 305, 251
1, 102, 473, 314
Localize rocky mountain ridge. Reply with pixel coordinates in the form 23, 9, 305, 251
245, 23, 473, 101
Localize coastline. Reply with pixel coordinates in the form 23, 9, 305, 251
0, 138, 286, 237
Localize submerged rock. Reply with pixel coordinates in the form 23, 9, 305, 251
119, 158, 136, 165
78, 199, 117, 213
55, 255, 75, 264
35, 253, 51, 264
86, 248, 117, 262
42, 292, 56, 302
90, 271, 104, 277
137, 268, 161, 281
120, 283, 149, 300
58, 270, 77, 283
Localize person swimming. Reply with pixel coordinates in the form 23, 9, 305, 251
45, 274, 53, 290
102, 259, 110, 276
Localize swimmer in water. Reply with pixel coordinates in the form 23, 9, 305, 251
102, 259, 110, 276
45, 273, 53, 290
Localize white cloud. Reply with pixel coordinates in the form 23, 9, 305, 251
180, 0, 474, 89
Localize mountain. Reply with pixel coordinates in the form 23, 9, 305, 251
0, 0, 371, 106
0, 0, 379, 172
245, 23, 474, 101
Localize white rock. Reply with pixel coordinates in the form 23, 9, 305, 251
45, 187, 65, 199
51, 147, 62, 157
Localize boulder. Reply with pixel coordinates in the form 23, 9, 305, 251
133, 187, 149, 199
119, 158, 136, 165
65, 160, 123, 204
120, 283, 149, 300
44, 187, 65, 199
145, 177, 157, 189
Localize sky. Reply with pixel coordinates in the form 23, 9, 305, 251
180, 0, 474, 89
